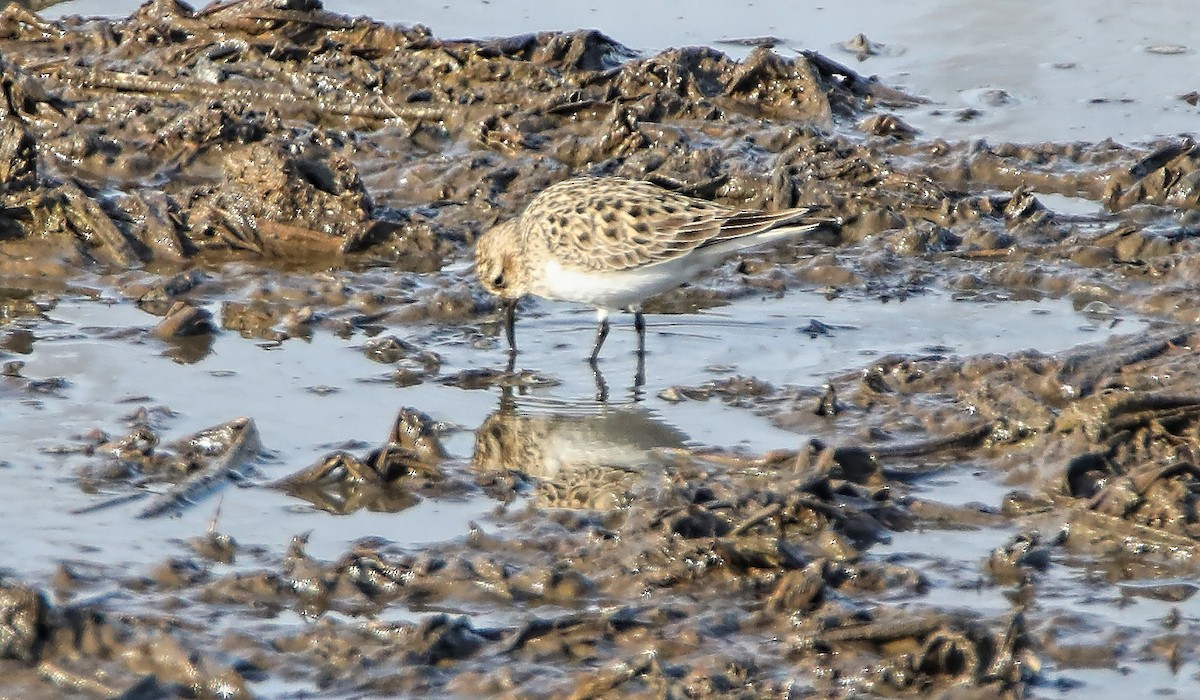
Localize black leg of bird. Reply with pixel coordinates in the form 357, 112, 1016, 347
589, 317, 610, 361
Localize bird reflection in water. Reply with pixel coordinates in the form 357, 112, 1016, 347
473, 392, 688, 509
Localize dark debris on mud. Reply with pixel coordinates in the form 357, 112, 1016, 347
4, 0, 1200, 697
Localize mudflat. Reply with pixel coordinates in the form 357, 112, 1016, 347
1, 0, 1199, 697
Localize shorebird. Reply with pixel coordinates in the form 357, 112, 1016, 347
475, 176, 837, 361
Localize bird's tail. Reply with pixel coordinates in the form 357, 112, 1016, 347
698, 207, 841, 257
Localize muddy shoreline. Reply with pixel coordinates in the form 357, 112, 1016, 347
3, 0, 1200, 697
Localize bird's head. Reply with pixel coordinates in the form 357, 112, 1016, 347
474, 220, 531, 299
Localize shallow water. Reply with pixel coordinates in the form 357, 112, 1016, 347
7, 281, 1158, 696
0, 284, 1127, 580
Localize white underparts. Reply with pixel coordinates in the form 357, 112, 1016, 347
532, 222, 822, 312
537, 257, 711, 312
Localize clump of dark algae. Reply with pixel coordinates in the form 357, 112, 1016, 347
4, 0, 1200, 696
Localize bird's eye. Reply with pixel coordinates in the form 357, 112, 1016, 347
492, 273, 505, 289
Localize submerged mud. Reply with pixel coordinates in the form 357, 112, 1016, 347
2, 0, 1200, 697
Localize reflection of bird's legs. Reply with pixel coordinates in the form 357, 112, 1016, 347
502, 299, 518, 356
590, 359, 609, 403
589, 309, 611, 362
497, 382, 517, 413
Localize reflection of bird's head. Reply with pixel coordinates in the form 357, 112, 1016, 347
474, 220, 530, 300
472, 411, 534, 472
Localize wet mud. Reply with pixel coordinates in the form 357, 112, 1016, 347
3, 0, 1200, 697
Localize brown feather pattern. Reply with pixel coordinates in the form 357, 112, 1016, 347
516, 176, 825, 272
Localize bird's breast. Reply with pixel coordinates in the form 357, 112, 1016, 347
535, 259, 697, 311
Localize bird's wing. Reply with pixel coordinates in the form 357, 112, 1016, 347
522, 177, 825, 272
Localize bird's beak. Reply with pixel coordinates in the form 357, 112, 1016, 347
502, 298, 517, 355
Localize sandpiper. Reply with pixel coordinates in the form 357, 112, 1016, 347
475, 176, 837, 361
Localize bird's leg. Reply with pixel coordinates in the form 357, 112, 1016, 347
632, 307, 646, 387
633, 308, 646, 357
589, 309, 610, 362
502, 298, 517, 356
